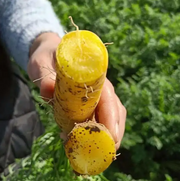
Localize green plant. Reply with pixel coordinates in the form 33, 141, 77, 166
51, 0, 180, 180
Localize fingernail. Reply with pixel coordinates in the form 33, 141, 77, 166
115, 123, 120, 142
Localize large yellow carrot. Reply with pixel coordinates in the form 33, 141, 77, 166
53, 17, 116, 176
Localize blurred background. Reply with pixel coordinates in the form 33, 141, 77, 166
51, 0, 180, 180
6, 0, 180, 181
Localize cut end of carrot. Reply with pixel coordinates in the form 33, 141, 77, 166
64, 121, 116, 176
56, 30, 108, 83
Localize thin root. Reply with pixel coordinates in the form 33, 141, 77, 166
46, 110, 52, 115
41, 66, 56, 75
33, 66, 56, 83
88, 96, 96, 99
47, 98, 54, 104
39, 98, 54, 107
84, 84, 89, 99
113, 153, 121, 161
33, 72, 52, 83
116, 153, 121, 157
38, 96, 54, 106
50, 77, 56, 81
91, 89, 101, 93
90, 86, 94, 93
85, 90, 89, 99
104, 42, 114, 47
38, 95, 51, 100
84, 84, 95, 98
69, 16, 79, 31
84, 83, 88, 90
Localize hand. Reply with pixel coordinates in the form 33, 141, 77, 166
95, 79, 126, 150
27, 32, 126, 150
28, 32, 60, 100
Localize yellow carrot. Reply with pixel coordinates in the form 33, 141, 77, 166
64, 122, 116, 176
53, 17, 116, 176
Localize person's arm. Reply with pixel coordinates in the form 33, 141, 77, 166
0, 0, 64, 71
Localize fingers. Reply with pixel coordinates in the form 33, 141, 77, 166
95, 79, 126, 150
115, 94, 126, 150
27, 33, 61, 101
40, 71, 56, 100
28, 49, 56, 100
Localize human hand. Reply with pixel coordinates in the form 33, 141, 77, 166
28, 33, 60, 100
95, 79, 126, 150
27, 32, 126, 150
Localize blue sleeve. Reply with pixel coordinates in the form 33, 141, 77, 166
0, 0, 65, 71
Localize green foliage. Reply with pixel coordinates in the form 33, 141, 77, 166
2, 0, 180, 181
50, 0, 180, 180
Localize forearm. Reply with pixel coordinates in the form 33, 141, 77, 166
0, 0, 64, 71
